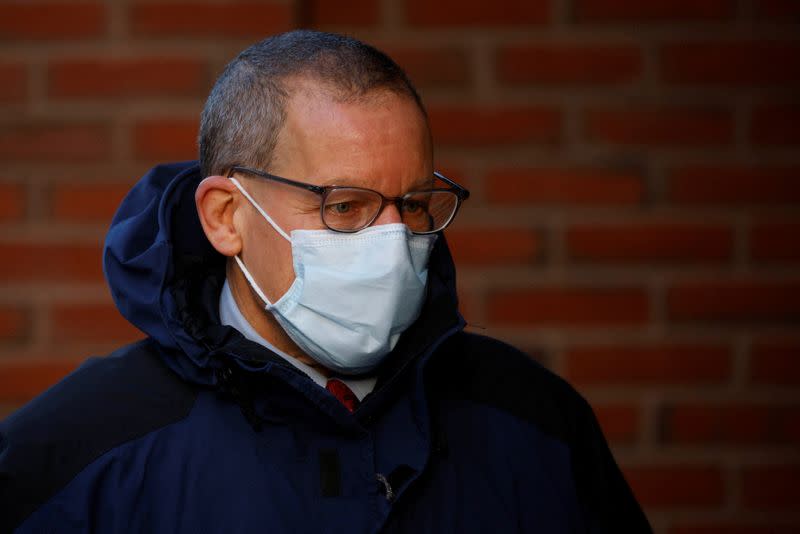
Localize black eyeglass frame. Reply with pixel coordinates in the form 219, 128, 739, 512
227, 165, 470, 235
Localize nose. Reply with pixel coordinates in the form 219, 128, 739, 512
372, 200, 403, 226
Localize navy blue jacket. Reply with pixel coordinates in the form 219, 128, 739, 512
0, 162, 651, 533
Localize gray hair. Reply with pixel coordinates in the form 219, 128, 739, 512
199, 30, 425, 178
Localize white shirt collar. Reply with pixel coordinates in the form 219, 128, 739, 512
218, 279, 376, 401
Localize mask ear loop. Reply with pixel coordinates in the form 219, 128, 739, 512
233, 255, 275, 310
228, 176, 292, 310
229, 177, 291, 241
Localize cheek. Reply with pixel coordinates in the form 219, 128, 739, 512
241, 217, 296, 301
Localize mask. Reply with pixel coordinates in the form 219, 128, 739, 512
229, 177, 437, 375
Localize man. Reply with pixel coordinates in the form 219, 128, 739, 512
0, 30, 651, 533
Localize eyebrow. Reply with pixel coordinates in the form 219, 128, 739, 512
317, 175, 436, 192
413, 175, 436, 190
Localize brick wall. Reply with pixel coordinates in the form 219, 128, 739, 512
1, 1, 798, 531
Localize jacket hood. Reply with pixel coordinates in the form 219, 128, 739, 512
103, 161, 464, 389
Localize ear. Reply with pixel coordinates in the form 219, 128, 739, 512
195, 176, 242, 257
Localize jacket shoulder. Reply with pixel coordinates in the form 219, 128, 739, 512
431, 331, 593, 442
0, 339, 197, 532
429, 331, 652, 531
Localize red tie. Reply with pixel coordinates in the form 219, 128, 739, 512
326, 379, 360, 412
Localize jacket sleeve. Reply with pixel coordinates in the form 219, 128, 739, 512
1, 344, 197, 533
0, 421, 54, 533
569, 396, 652, 533
0, 395, 89, 533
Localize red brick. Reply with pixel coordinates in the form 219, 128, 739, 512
661, 403, 800, 445
586, 108, 733, 146
446, 228, 541, 266
593, 403, 640, 444
567, 222, 733, 263
429, 106, 561, 147
565, 344, 731, 386
49, 58, 206, 99
406, 0, 549, 26
488, 287, 648, 326
306, 0, 380, 26
661, 41, 800, 86
750, 339, 800, 386
50, 183, 131, 222
667, 280, 800, 322
0, 4, 106, 40
0, 307, 27, 342
671, 523, 800, 534
741, 465, 800, 510
755, 0, 800, 17
668, 166, 800, 205
131, 2, 293, 37
485, 168, 644, 206
0, 123, 111, 162
750, 220, 800, 261
575, 0, 734, 21
497, 44, 642, 85
51, 304, 141, 344
0, 183, 26, 222
0, 242, 104, 282
133, 119, 199, 161
0, 360, 82, 403
624, 465, 724, 508
380, 46, 470, 88
751, 105, 800, 146
0, 62, 26, 103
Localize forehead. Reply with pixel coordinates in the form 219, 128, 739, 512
270, 80, 432, 194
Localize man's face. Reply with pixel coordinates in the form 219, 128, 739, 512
234, 82, 433, 305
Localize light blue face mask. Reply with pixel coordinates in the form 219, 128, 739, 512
230, 177, 437, 375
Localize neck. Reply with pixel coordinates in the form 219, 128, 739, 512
225, 259, 332, 378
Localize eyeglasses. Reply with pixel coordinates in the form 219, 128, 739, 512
228, 165, 470, 235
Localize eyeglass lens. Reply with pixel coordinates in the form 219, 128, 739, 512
323, 188, 458, 233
